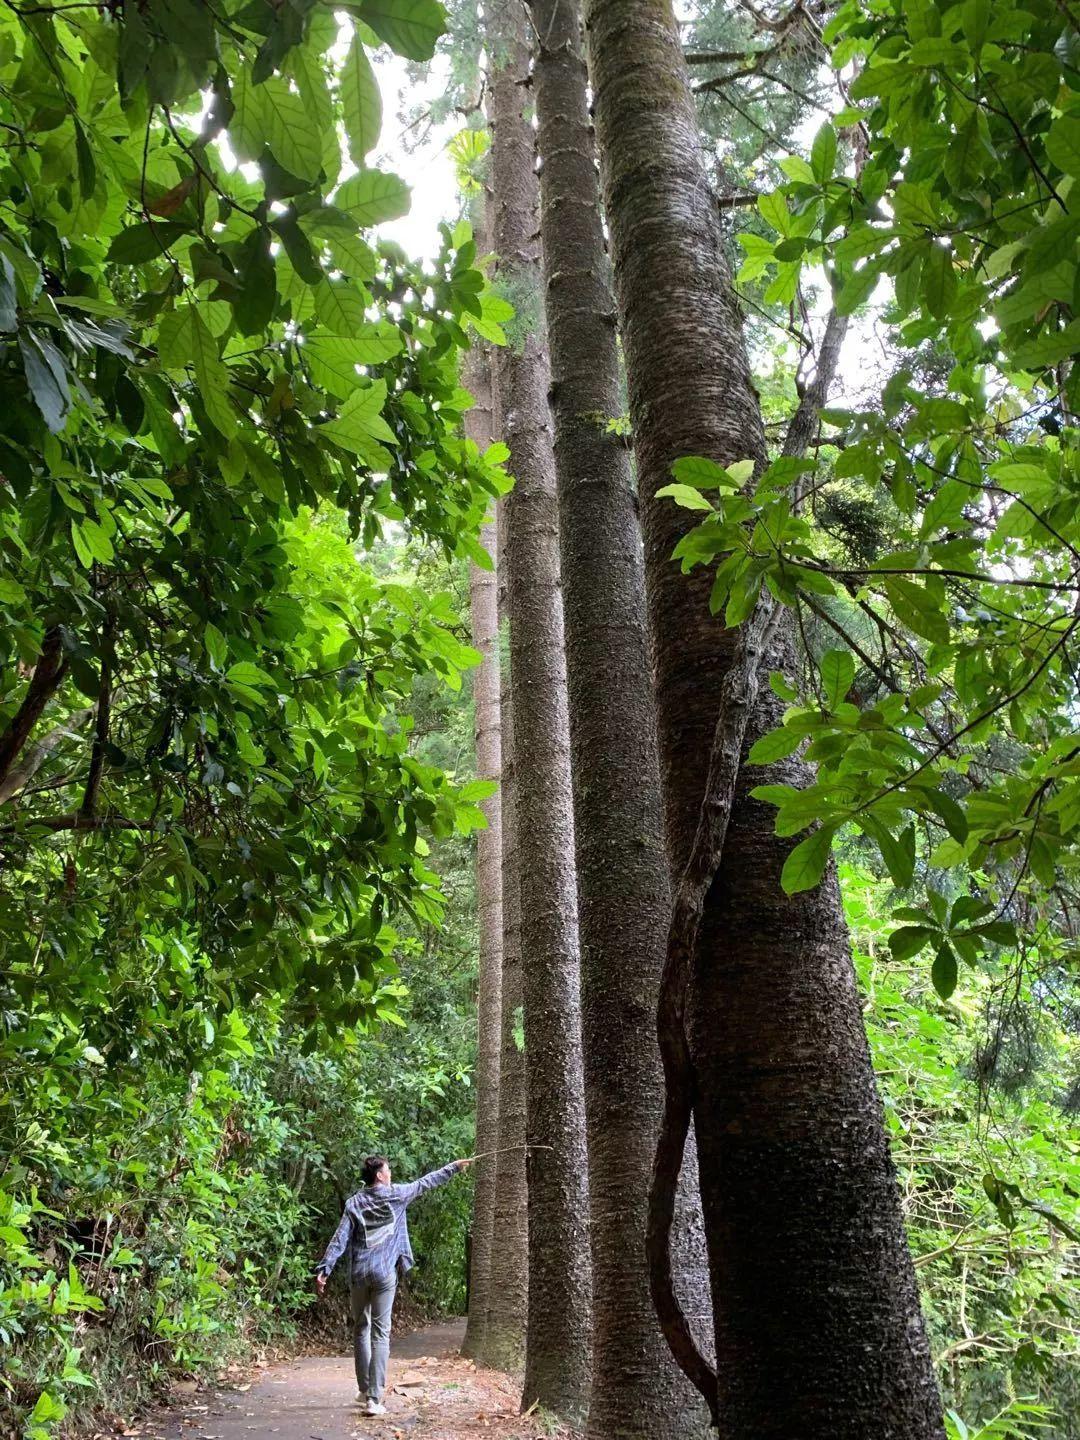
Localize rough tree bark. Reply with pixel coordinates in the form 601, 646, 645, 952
582, 2, 945, 1436
528, 0, 710, 1433
461, 329, 504, 1362
482, 494, 529, 1371
487, 0, 592, 1414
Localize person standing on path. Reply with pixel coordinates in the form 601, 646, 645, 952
315, 1154, 472, 1417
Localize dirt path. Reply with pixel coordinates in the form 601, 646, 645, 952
131, 1321, 553, 1440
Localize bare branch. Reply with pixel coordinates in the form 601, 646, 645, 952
0, 627, 68, 790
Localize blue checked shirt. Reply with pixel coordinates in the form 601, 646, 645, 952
317, 1163, 459, 1287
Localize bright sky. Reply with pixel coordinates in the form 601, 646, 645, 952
372, 52, 461, 261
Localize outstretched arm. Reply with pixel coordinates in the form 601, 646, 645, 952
315, 1205, 353, 1292
396, 1158, 471, 1206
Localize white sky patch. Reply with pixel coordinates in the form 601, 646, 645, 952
373, 52, 461, 262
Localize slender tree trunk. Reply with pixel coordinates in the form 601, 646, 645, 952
462, 331, 504, 1361
483, 494, 528, 1371
582, 3, 945, 1437
783, 308, 849, 464
487, 0, 592, 1413
529, 0, 710, 1433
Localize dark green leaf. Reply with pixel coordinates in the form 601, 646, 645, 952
780, 825, 835, 895
357, 0, 448, 61
931, 943, 958, 1000
19, 332, 71, 433
107, 222, 190, 264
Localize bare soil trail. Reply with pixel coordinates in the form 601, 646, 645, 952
130, 1320, 555, 1440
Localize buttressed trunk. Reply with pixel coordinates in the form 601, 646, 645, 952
488, 0, 592, 1415
528, 0, 711, 1432
462, 329, 503, 1361
582, 1, 945, 1435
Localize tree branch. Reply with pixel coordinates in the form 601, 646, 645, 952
0, 627, 68, 790
782, 304, 850, 467
684, 47, 763, 65
0, 706, 94, 805
715, 189, 762, 211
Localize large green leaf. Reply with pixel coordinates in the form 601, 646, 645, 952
317, 379, 396, 463
356, 0, 447, 60
332, 169, 411, 227
305, 329, 402, 395
780, 825, 835, 895
107, 221, 190, 263
189, 309, 237, 438
19, 333, 71, 433
314, 278, 369, 333
1046, 114, 1080, 178
341, 32, 382, 164
260, 75, 324, 182
820, 649, 855, 710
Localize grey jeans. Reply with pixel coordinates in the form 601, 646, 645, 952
351, 1275, 397, 1401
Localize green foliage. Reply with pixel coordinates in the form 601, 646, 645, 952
849, 867, 1079, 1435
0, 5, 500, 1433
665, 0, 1079, 998
0, 968, 476, 1435
1, 533, 483, 1436
0, 0, 513, 1014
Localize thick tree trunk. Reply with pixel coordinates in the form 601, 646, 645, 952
462, 332, 504, 1361
529, 0, 710, 1433
582, 3, 945, 1437
488, 0, 592, 1413
482, 496, 528, 1371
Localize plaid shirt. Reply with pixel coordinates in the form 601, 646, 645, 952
317, 1163, 459, 1287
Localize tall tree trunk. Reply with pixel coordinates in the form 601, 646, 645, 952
462, 330, 504, 1361
488, 0, 592, 1414
483, 495, 529, 1371
582, 3, 945, 1437
529, 0, 710, 1433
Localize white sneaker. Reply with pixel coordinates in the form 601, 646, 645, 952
365, 1399, 386, 1417
356, 1391, 368, 1407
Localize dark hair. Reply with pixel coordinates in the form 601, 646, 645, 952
363, 1154, 388, 1186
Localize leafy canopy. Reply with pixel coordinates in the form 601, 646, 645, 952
666, 0, 1079, 998
0, 0, 508, 1031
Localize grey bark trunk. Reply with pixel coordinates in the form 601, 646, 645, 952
783, 306, 850, 464
462, 332, 504, 1361
529, 0, 711, 1433
483, 494, 528, 1371
582, 3, 945, 1436
488, 0, 592, 1414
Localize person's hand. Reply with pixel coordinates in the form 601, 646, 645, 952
455, 1158, 474, 1171
315, 1272, 327, 1297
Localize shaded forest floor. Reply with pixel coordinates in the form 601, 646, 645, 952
101, 1321, 562, 1440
